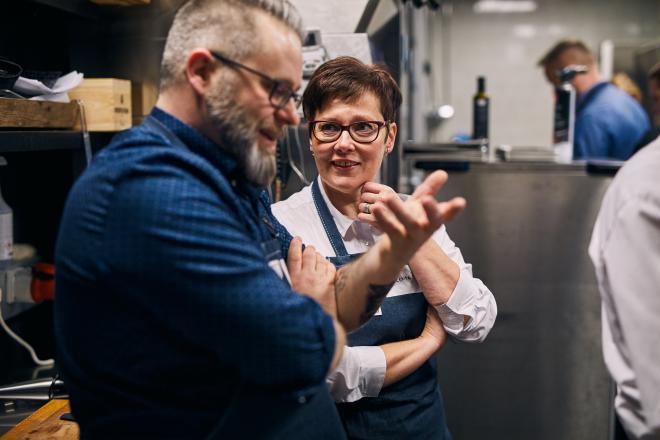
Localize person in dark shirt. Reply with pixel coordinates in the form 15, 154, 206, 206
53, 0, 466, 439
538, 39, 649, 160
649, 62, 660, 122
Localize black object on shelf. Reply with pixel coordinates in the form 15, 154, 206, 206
0, 376, 67, 401
27, 0, 103, 19
585, 159, 624, 176
415, 161, 471, 173
0, 131, 115, 154
0, 58, 22, 90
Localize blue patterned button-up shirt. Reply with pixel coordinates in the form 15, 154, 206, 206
54, 107, 340, 439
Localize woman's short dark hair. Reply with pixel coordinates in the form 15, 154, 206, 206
302, 56, 402, 123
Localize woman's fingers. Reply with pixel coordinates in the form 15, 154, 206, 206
411, 170, 448, 200
435, 197, 467, 223
361, 181, 393, 195
371, 201, 405, 238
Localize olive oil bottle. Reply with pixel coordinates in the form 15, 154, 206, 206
472, 76, 489, 140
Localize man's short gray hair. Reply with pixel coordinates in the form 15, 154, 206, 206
160, 0, 303, 91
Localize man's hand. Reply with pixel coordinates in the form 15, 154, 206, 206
287, 237, 337, 318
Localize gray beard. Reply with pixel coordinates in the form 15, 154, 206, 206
204, 83, 277, 187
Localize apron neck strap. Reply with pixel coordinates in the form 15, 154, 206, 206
311, 179, 349, 257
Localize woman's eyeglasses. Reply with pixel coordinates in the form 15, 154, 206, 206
309, 120, 389, 143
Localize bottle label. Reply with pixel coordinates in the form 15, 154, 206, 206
474, 99, 489, 139
0, 212, 13, 261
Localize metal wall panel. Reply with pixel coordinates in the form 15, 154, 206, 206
434, 163, 613, 440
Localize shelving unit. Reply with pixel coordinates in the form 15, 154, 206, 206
29, 0, 104, 18
0, 131, 115, 154
0, 1, 172, 414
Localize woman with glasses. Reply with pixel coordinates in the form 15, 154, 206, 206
271, 56, 497, 439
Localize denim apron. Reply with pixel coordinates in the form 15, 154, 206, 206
143, 115, 346, 440
311, 179, 452, 440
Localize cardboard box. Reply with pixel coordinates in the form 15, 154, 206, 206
69, 78, 132, 131
0, 97, 79, 129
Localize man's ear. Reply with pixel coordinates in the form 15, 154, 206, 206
185, 49, 217, 96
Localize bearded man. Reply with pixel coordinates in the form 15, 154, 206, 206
54, 0, 466, 438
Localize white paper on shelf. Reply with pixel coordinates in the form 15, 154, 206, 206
13, 71, 84, 102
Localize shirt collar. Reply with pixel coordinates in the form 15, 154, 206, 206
576, 81, 608, 110
150, 106, 242, 183
315, 176, 359, 238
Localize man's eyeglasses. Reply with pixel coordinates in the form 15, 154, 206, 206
309, 120, 389, 144
209, 50, 301, 110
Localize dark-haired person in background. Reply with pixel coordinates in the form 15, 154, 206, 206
539, 39, 649, 160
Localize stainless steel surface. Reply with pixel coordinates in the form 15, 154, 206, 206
431, 162, 613, 440
0, 377, 65, 401
0, 367, 59, 435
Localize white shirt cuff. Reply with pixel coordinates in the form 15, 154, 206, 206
326, 346, 386, 403
435, 269, 472, 332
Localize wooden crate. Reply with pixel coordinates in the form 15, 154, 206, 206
0, 97, 79, 129
90, 0, 150, 5
131, 81, 158, 126
69, 78, 132, 132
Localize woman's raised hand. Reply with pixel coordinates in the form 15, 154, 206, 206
358, 171, 466, 263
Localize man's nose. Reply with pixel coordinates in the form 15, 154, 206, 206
277, 99, 300, 126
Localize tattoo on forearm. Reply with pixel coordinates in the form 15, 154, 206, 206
359, 283, 394, 325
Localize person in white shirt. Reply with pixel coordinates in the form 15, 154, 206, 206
272, 56, 497, 439
589, 135, 660, 440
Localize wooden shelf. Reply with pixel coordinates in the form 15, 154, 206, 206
28, 0, 103, 18
0, 131, 115, 154
28, 0, 153, 19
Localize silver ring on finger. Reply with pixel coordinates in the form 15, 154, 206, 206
362, 203, 371, 214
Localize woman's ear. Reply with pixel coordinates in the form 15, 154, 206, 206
385, 122, 397, 154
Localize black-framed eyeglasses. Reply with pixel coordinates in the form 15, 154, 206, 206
309, 120, 389, 143
209, 50, 301, 110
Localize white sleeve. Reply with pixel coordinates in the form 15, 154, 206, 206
326, 346, 386, 403
601, 198, 660, 432
433, 225, 497, 343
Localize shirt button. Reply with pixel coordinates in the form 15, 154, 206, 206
298, 396, 307, 404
